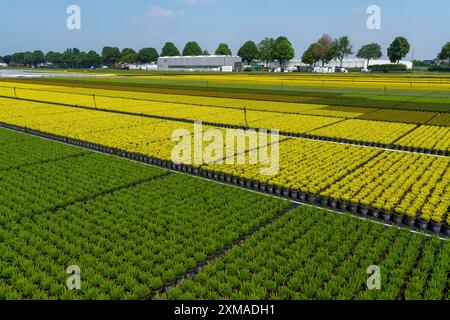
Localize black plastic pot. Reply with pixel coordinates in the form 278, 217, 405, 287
267, 185, 274, 193
392, 213, 404, 225
282, 189, 290, 197
443, 224, 450, 236
219, 174, 225, 181
404, 216, 416, 227
239, 179, 245, 186
291, 191, 298, 199
225, 175, 231, 183
360, 206, 369, 216
417, 218, 429, 231
338, 201, 348, 211
329, 199, 337, 209
232, 177, 238, 185
306, 194, 317, 204
207, 172, 213, 178
259, 184, 267, 192
350, 204, 358, 214
320, 197, 329, 206
251, 181, 259, 190
371, 209, 380, 219
299, 193, 306, 202
245, 180, 252, 188
275, 187, 282, 195
430, 221, 443, 234
382, 212, 392, 223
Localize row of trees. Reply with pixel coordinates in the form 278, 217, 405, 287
300, 35, 412, 67
1, 41, 236, 68
2, 38, 449, 69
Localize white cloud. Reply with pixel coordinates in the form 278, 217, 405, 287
146, 5, 184, 18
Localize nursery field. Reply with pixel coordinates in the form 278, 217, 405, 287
0, 75, 450, 301
3, 74, 450, 112
1, 80, 450, 232
1, 128, 449, 300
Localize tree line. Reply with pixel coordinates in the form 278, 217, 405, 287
1, 37, 449, 69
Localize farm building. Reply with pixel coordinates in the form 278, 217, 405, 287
157, 55, 242, 72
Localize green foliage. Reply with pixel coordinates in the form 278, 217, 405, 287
301, 45, 315, 66
120, 48, 138, 64
368, 64, 408, 73
271, 36, 295, 68
357, 43, 383, 66
258, 38, 275, 66
0, 129, 290, 300
137, 48, 159, 63
32, 50, 46, 66
161, 42, 180, 57
438, 42, 450, 64
101, 47, 121, 65
237, 41, 259, 64
429, 66, 450, 72
333, 36, 353, 66
163, 206, 450, 300
182, 42, 203, 56
215, 43, 232, 56
387, 37, 411, 63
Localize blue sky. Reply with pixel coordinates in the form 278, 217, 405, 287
1, 0, 449, 60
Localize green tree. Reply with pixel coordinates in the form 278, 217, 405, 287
202, 49, 210, 55
301, 44, 316, 66
46, 51, 63, 66
387, 37, 410, 63
237, 41, 259, 64
11, 52, 25, 65
22, 52, 33, 66
32, 50, 46, 66
138, 48, 159, 63
182, 41, 203, 56
334, 36, 353, 66
101, 47, 121, 65
86, 50, 102, 67
215, 43, 232, 56
356, 43, 382, 67
438, 42, 450, 64
2, 55, 11, 65
271, 36, 295, 69
121, 48, 138, 63
258, 38, 275, 67
161, 42, 180, 56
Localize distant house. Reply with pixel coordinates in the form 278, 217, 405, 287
422, 59, 439, 66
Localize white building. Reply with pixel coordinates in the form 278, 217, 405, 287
275, 59, 413, 71
0, 63, 8, 68
157, 55, 242, 72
